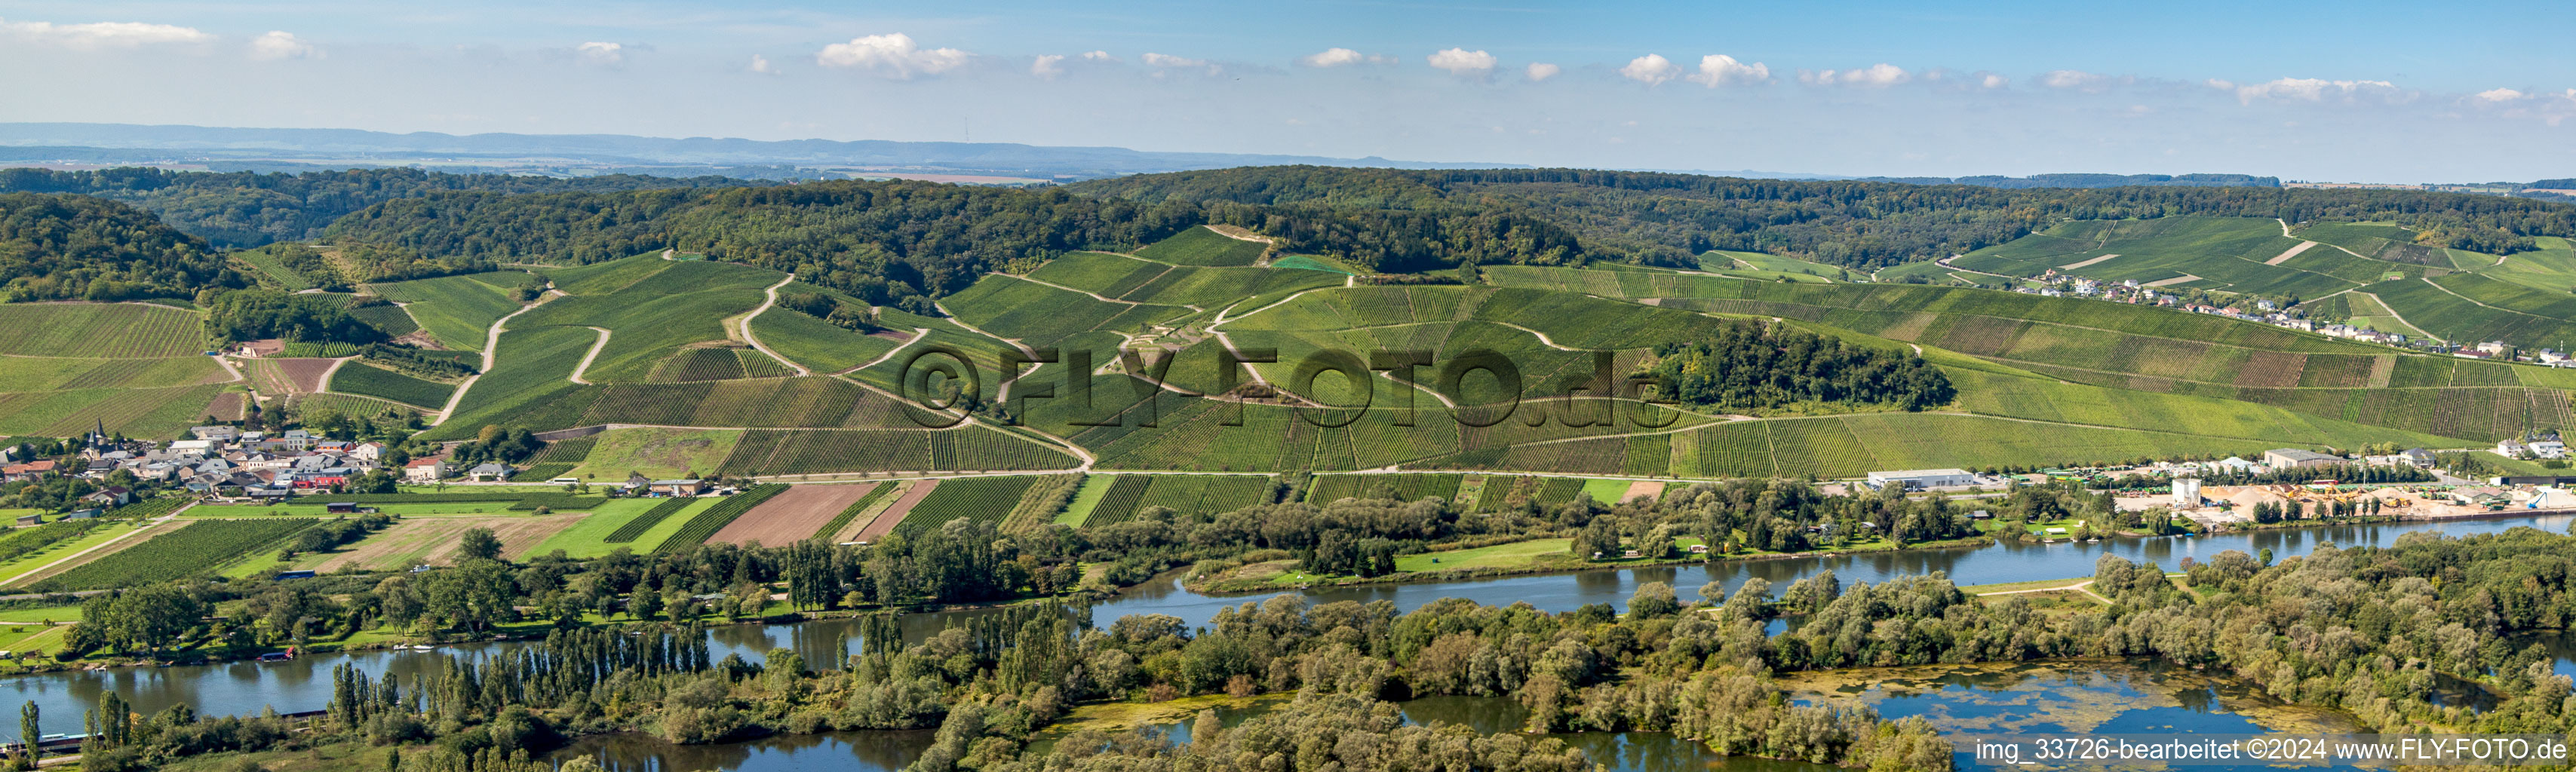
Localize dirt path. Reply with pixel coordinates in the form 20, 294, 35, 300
434, 292, 555, 425
2142, 274, 2203, 287
2056, 253, 2120, 270
2263, 241, 2318, 265
844, 328, 933, 374
2276, 217, 2293, 237
315, 356, 356, 392
1488, 320, 1579, 351
1976, 579, 2108, 603
2353, 291, 2443, 342
1934, 255, 2019, 280
738, 274, 812, 375
1008, 273, 1143, 305
567, 326, 612, 384
210, 354, 245, 383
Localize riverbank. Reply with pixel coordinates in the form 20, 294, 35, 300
1186, 534, 1995, 595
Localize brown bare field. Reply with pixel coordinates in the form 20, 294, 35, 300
310, 515, 585, 571
709, 482, 878, 547
273, 357, 338, 393
203, 391, 246, 421
854, 479, 939, 541
1622, 480, 1666, 503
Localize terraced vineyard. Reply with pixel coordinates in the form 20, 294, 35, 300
893, 476, 1040, 536
329, 361, 456, 408
36, 519, 318, 590
368, 271, 528, 351
1132, 225, 1270, 266
0, 303, 206, 357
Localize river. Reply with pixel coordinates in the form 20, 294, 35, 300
2, 512, 2566, 738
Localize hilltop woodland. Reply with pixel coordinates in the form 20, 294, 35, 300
0, 167, 776, 247
1647, 320, 1954, 412
43, 522, 2576, 772
1068, 167, 2576, 265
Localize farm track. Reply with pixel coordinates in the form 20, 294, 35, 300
738, 274, 812, 375
842, 329, 932, 375
2352, 292, 2442, 342
568, 326, 612, 385
2263, 241, 2317, 266
432, 290, 557, 425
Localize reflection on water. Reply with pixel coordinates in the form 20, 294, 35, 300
0, 512, 2562, 736
542, 730, 935, 772
1399, 696, 1834, 772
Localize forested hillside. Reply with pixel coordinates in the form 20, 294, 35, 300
321, 181, 1584, 310
0, 191, 239, 302
0, 167, 773, 248
1068, 167, 2576, 267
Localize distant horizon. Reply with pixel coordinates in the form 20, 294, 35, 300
0, 121, 2516, 186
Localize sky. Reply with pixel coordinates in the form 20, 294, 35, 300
2, 0, 2573, 181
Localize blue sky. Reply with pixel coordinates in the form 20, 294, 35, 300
4, 1, 2572, 180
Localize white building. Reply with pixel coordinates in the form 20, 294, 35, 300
2173, 478, 2203, 508
1865, 468, 1977, 490
403, 458, 447, 482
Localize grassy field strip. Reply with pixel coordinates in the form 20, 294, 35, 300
527, 499, 665, 558
1056, 475, 1118, 526
830, 480, 914, 542
628, 498, 723, 553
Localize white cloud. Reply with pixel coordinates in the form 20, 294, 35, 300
1300, 47, 1389, 67
1142, 52, 1206, 67
2473, 87, 2526, 102
1525, 63, 1560, 82
1801, 63, 1910, 87
1031, 54, 1064, 78
2039, 69, 2110, 90
1619, 54, 1679, 85
750, 54, 778, 75
1080, 51, 1116, 63
1980, 72, 2009, 89
816, 33, 970, 78
1684, 54, 1768, 87
247, 30, 317, 60
576, 41, 623, 66
2231, 77, 2401, 103
1426, 47, 1496, 76
0, 17, 209, 49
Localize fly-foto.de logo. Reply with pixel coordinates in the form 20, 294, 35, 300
890, 345, 1681, 430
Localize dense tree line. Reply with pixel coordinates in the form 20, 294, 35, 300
0, 192, 238, 301
0, 167, 777, 248
1649, 320, 1954, 412
1069, 166, 2576, 267
198, 287, 387, 345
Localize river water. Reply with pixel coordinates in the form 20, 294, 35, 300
4, 513, 2565, 740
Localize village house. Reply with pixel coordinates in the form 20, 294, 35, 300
466, 463, 511, 482
403, 458, 448, 482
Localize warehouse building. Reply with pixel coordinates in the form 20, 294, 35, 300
1865, 468, 1977, 490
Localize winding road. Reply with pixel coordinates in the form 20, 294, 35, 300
431, 292, 556, 425
738, 274, 812, 375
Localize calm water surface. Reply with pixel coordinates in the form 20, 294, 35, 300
1, 513, 2562, 746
